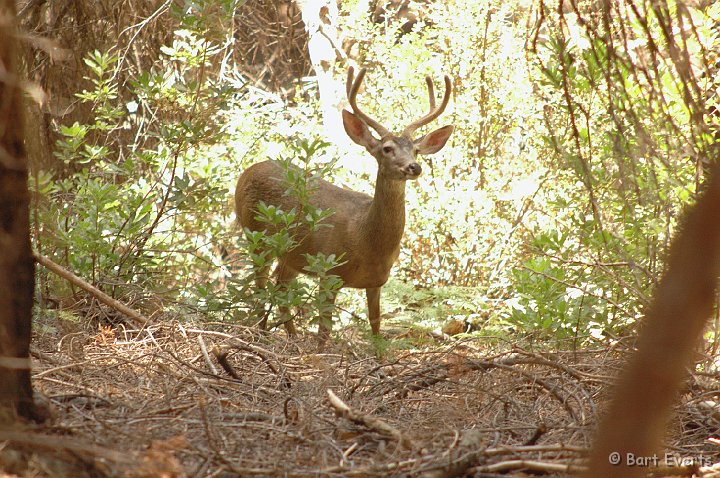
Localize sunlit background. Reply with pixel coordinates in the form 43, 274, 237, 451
31, 0, 720, 347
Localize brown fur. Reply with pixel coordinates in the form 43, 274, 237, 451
235, 160, 404, 290
583, 166, 720, 477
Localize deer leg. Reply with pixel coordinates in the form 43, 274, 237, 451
253, 263, 272, 330
317, 290, 337, 342
274, 262, 299, 336
366, 287, 382, 335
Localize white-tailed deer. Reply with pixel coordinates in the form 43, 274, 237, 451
235, 67, 454, 336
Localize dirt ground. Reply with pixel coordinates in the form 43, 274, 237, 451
3, 313, 720, 477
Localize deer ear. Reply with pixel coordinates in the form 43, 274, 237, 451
415, 125, 454, 155
343, 110, 380, 149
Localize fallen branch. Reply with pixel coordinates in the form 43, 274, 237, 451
484, 443, 587, 456
212, 342, 291, 389
197, 335, 217, 374
476, 459, 586, 474
418, 429, 486, 478
34, 252, 149, 326
212, 344, 241, 379
326, 389, 413, 449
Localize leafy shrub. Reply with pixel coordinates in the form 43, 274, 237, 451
36, 23, 234, 304
33, 0, 720, 344
223, 139, 345, 332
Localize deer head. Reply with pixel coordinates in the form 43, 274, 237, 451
342, 67, 454, 181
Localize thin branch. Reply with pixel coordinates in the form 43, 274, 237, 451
326, 389, 414, 449
34, 252, 149, 326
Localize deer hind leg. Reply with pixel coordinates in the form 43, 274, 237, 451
317, 290, 337, 343
366, 287, 382, 336
274, 262, 299, 336
253, 263, 272, 330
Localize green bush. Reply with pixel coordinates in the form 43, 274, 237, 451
224, 139, 345, 332
32, 0, 720, 344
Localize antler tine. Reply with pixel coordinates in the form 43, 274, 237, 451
425, 76, 436, 110
402, 74, 452, 138
346, 67, 390, 138
346, 66, 355, 97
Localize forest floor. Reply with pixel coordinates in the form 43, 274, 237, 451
3, 312, 720, 477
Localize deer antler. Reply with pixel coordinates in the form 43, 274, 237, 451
401, 74, 452, 138
346, 66, 390, 138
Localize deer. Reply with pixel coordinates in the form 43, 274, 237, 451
235, 66, 454, 336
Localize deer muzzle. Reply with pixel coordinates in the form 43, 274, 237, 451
404, 162, 422, 178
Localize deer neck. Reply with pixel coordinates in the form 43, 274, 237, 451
363, 172, 407, 252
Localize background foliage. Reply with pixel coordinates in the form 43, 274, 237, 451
25, 0, 720, 344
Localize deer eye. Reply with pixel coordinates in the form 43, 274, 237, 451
382, 145, 394, 154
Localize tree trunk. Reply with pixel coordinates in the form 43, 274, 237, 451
0, 0, 44, 423
296, 0, 351, 149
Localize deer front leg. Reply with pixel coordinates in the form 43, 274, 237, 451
274, 262, 299, 336
366, 287, 381, 335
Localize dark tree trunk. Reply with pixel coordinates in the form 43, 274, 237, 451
0, 0, 44, 423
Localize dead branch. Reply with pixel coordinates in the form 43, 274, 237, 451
212, 344, 240, 379
484, 443, 587, 456
326, 389, 414, 449
228, 341, 291, 389
212, 341, 291, 389
197, 335, 217, 375
418, 429, 486, 478
34, 252, 149, 327
477, 459, 586, 474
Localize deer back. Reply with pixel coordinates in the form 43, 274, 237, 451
235, 161, 384, 279
235, 67, 454, 289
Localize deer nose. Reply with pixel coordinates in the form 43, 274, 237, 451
406, 162, 422, 177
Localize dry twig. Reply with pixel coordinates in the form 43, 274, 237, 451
326, 389, 414, 449
34, 252, 149, 326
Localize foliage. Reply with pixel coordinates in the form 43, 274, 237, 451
31, 0, 720, 343
522, 0, 720, 340
222, 139, 345, 331
36, 7, 236, 301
